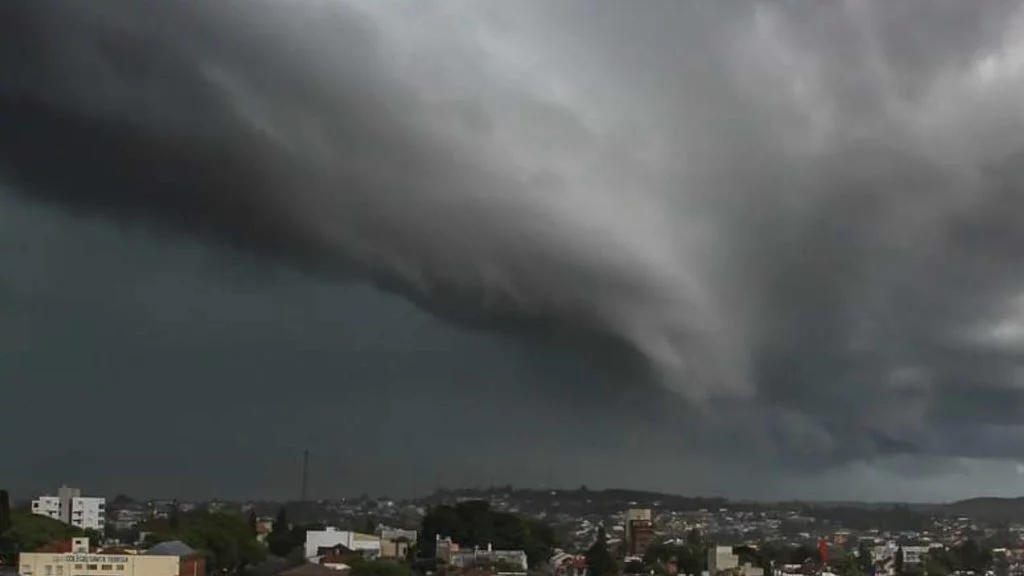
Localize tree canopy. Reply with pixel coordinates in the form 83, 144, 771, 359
418, 501, 556, 568
585, 527, 617, 576
176, 511, 267, 574
924, 541, 992, 576
137, 510, 267, 573
0, 511, 84, 565
267, 507, 296, 558
0, 490, 11, 535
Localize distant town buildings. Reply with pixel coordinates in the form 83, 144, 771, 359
30, 486, 105, 531
11, 484, 1024, 576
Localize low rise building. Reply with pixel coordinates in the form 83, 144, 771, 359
707, 546, 763, 576
378, 530, 416, 559
436, 538, 528, 572
304, 528, 380, 561
900, 546, 931, 566
17, 537, 204, 576
709, 546, 739, 574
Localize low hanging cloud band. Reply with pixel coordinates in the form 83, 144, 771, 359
4, 0, 1024, 473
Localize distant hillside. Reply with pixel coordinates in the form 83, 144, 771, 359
427, 487, 1024, 526
939, 497, 1024, 523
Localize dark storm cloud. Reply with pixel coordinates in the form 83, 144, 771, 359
5, 0, 1024, 499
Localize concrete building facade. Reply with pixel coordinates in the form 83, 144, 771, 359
900, 546, 931, 566
625, 520, 654, 557
707, 546, 763, 576
436, 537, 528, 572
69, 498, 106, 532
31, 487, 106, 531
378, 529, 416, 559
304, 528, 381, 560
32, 497, 62, 523
708, 546, 740, 575
623, 509, 651, 551
18, 538, 203, 576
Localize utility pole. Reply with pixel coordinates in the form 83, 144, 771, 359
300, 450, 310, 502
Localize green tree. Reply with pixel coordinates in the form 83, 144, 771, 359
522, 517, 556, 568
0, 490, 11, 535
789, 544, 818, 567
168, 503, 180, 532
856, 542, 874, 575
758, 543, 788, 575
954, 540, 992, 573
830, 552, 864, 576
288, 524, 308, 553
585, 527, 617, 576
84, 529, 104, 546
418, 501, 556, 567
287, 547, 306, 567
923, 549, 951, 576
0, 512, 83, 565
248, 510, 258, 539
267, 508, 292, 557
178, 511, 267, 574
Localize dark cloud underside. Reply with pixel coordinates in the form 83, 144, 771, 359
4, 0, 1024, 501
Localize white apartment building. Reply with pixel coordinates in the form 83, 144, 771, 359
707, 545, 764, 576
31, 486, 106, 531
709, 545, 740, 574
33, 497, 62, 522
69, 497, 106, 531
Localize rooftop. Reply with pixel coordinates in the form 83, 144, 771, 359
145, 541, 197, 557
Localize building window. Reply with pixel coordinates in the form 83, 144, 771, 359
56, 567, 64, 576
74, 565, 83, 570
87, 565, 98, 571
100, 566, 112, 571
45, 567, 53, 576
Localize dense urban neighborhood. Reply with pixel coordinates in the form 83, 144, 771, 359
4, 486, 1024, 576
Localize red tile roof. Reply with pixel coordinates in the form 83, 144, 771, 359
35, 541, 75, 553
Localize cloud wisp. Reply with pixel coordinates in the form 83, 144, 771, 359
4, 0, 1024, 476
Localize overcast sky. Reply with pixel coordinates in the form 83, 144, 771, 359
4, 0, 1024, 503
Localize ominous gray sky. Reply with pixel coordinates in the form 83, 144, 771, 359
4, 0, 1024, 503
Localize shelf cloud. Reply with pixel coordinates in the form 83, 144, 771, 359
4, 0, 1024, 498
